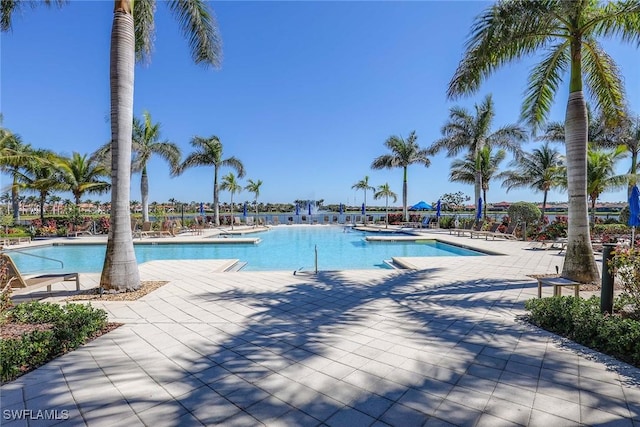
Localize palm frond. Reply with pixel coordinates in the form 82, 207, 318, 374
522, 42, 571, 131
133, 0, 156, 64
581, 38, 626, 124
168, 0, 222, 68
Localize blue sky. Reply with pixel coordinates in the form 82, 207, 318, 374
2, 1, 639, 207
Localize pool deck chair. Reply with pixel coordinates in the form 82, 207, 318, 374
1, 253, 80, 293
67, 221, 93, 237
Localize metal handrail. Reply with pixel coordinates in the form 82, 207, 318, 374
1, 247, 64, 269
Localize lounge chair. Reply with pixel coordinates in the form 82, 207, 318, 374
134, 221, 154, 238
154, 220, 175, 237
449, 220, 473, 236
1, 253, 80, 293
470, 223, 500, 239
484, 222, 519, 240
67, 221, 93, 237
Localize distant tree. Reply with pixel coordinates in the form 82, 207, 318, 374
177, 136, 245, 226
449, 146, 506, 220
57, 153, 111, 206
371, 131, 430, 221
19, 149, 67, 222
373, 183, 397, 228
245, 179, 263, 217
220, 172, 242, 230
439, 191, 470, 212
428, 94, 526, 214
351, 176, 375, 224
498, 143, 565, 224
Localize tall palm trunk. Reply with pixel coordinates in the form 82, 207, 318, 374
213, 170, 220, 226
540, 189, 548, 225
402, 167, 408, 222
39, 191, 46, 222
11, 177, 19, 222
141, 166, 149, 222
101, 1, 141, 291
562, 91, 599, 283
474, 145, 482, 214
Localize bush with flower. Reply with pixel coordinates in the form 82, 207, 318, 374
609, 247, 640, 315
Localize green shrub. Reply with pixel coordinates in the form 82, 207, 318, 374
508, 202, 541, 226
1, 302, 108, 382
525, 296, 640, 367
609, 247, 640, 312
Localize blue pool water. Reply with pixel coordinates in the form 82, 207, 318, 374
8, 227, 484, 273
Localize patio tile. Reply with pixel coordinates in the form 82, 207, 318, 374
325, 407, 376, 427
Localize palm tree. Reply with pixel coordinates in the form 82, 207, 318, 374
0, 130, 34, 222
595, 114, 640, 196
447, 1, 639, 283
3, 0, 222, 291
220, 172, 242, 230
428, 94, 526, 214
18, 149, 67, 222
498, 143, 565, 224
351, 176, 375, 225
245, 179, 263, 219
373, 183, 398, 228
449, 146, 506, 220
584, 145, 627, 224
371, 131, 430, 222
57, 153, 111, 206
132, 111, 181, 222
177, 136, 245, 226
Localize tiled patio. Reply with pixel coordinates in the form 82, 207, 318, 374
1, 228, 639, 426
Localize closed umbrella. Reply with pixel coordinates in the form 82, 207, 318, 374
243, 202, 247, 217
308, 203, 312, 215
436, 200, 441, 218
339, 203, 343, 215
295, 204, 300, 215
199, 202, 205, 216
629, 185, 640, 248
361, 203, 365, 215
476, 197, 483, 221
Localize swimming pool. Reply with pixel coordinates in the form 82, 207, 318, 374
8, 226, 485, 273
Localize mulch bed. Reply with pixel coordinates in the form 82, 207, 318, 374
0, 322, 122, 340
66, 281, 169, 302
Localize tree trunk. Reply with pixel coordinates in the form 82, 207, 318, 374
11, 177, 19, 222
402, 167, 408, 222
141, 166, 149, 222
562, 91, 599, 283
39, 192, 46, 222
540, 190, 548, 225
101, 2, 141, 291
482, 188, 487, 221
213, 168, 220, 226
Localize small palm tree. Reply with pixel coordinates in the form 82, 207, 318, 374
220, 172, 242, 230
373, 183, 398, 228
498, 143, 565, 224
57, 153, 111, 206
428, 94, 526, 214
447, 1, 639, 282
351, 176, 375, 225
177, 136, 245, 226
371, 131, 430, 222
450, 146, 506, 220
245, 179, 263, 220
583, 145, 627, 224
0, 131, 34, 222
19, 149, 67, 222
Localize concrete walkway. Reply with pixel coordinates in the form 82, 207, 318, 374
1, 229, 639, 426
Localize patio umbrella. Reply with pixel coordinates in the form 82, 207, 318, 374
410, 201, 432, 210
339, 203, 343, 215
361, 203, 365, 215
308, 203, 312, 215
436, 200, 441, 218
295, 204, 300, 215
629, 185, 640, 248
199, 202, 204, 216
243, 202, 247, 217
476, 197, 483, 221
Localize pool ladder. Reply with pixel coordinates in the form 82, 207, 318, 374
293, 245, 318, 275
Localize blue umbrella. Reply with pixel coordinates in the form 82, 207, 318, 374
476, 197, 483, 221
361, 203, 365, 215
339, 203, 343, 215
410, 201, 432, 210
295, 204, 300, 215
199, 202, 205, 216
308, 203, 312, 215
243, 202, 247, 217
629, 185, 640, 247
436, 199, 441, 218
